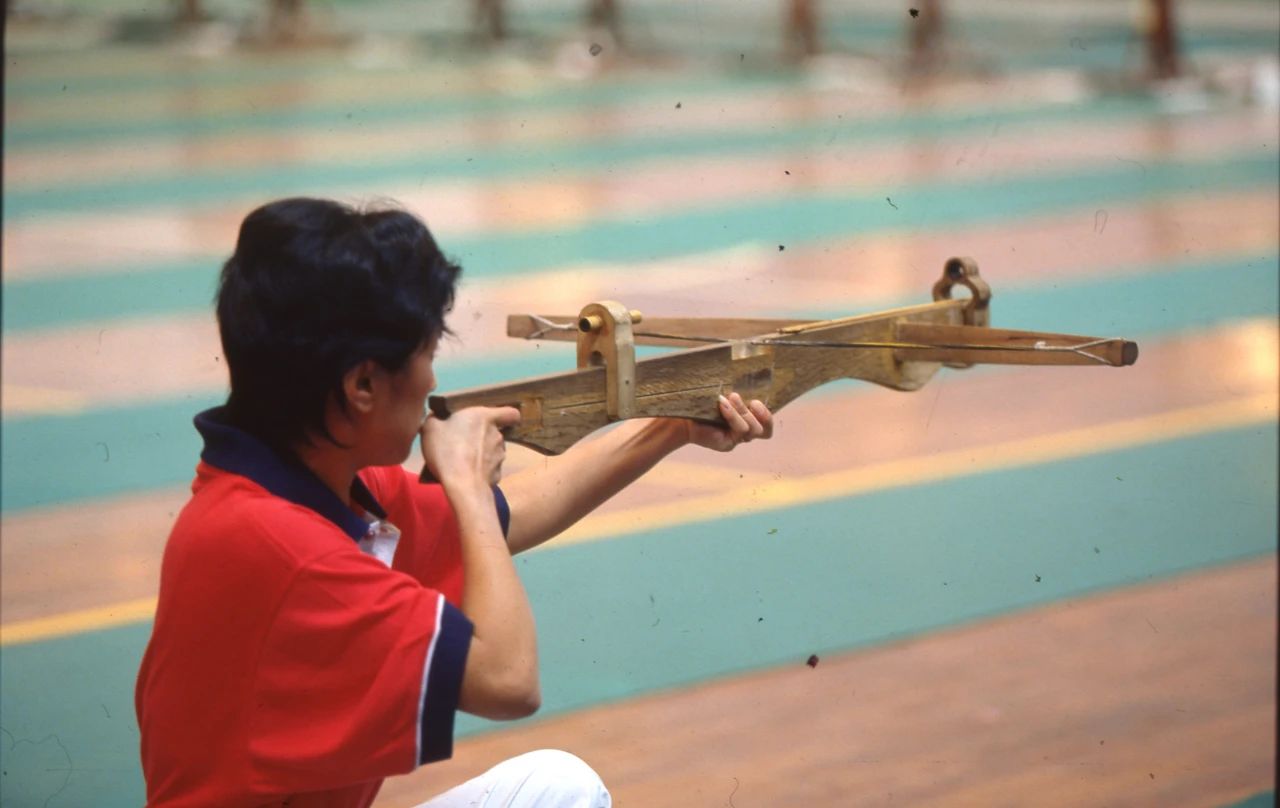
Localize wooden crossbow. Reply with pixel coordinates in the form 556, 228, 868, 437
428, 258, 1138, 456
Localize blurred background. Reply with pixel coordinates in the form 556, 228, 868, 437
2, 1, 1277, 805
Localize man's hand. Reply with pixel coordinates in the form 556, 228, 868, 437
687, 392, 773, 452
420, 406, 522, 488
426, 404, 541, 721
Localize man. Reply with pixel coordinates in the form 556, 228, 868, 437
136, 197, 772, 806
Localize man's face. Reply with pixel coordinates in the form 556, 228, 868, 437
376, 336, 438, 465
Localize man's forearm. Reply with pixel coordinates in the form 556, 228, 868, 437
500, 418, 690, 554
447, 480, 541, 718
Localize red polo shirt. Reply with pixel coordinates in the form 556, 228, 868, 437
136, 408, 507, 807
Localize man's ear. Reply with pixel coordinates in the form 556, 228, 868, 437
342, 359, 381, 414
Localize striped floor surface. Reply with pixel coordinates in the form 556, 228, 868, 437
2, 2, 1277, 805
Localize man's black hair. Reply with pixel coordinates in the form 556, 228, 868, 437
216, 197, 460, 454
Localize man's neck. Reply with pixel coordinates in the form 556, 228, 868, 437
293, 441, 360, 508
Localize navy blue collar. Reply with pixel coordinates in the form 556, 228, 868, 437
195, 407, 386, 542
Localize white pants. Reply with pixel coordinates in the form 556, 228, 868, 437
415, 749, 612, 808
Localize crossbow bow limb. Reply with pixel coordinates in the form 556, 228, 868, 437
428, 258, 1138, 456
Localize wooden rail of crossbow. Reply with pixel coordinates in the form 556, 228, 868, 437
427, 258, 1138, 456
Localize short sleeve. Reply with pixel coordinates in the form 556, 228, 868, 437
358, 467, 509, 603
247, 548, 472, 792
362, 466, 509, 538
491, 484, 511, 536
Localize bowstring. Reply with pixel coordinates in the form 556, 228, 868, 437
518, 317, 1119, 366
629, 331, 1119, 365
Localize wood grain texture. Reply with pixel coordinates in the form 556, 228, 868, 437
432, 299, 973, 453
508, 315, 817, 346
433, 286, 1140, 454
375, 557, 1276, 807
894, 323, 1139, 367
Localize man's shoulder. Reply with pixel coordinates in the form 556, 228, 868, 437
358, 464, 416, 501
187, 462, 330, 527
171, 463, 353, 568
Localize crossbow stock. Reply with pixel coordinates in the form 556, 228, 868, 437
429, 258, 1138, 456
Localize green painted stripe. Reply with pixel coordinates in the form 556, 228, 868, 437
3, 1, 812, 101
0, 626, 144, 805
8, 8, 1273, 104
2, 92, 1160, 219
983, 251, 1278, 337
1, 423, 1274, 805
1223, 793, 1277, 808
447, 152, 1276, 286
5, 147, 1275, 334
2, 250, 1275, 514
484, 422, 1278, 728
2, 68, 796, 152
4, 49, 438, 102
3, 256, 220, 334
633, 8, 1280, 68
